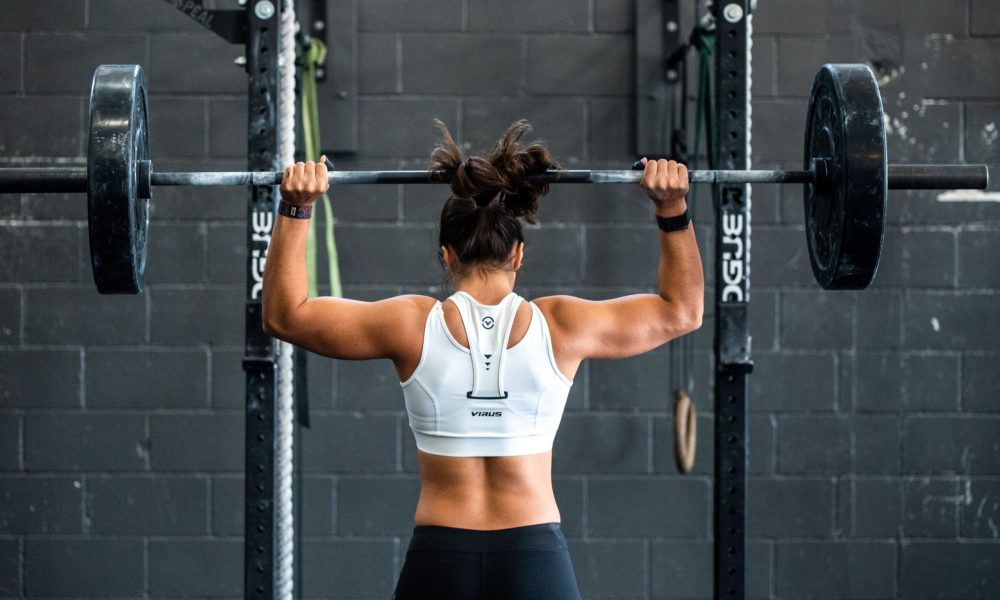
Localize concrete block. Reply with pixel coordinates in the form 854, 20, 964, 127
210, 348, 246, 409
780, 290, 854, 350
903, 477, 959, 537
148, 34, 246, 94
595, 0, 633, 32
0, 476, 81, 534
0, 34, 20, 93
874, 229, 955, 289
358, 33, 398, 94
959, 230, 1000, 288
904, 291, 1000, 351
338, 476, 420, 535
150, 286, 244, 346
149, 540, 241, 597
0, 349, 80, 408
358, 0, 463, 31
335, 223, 438, 285
526, 36, 632, 96
401, 35, 521, 96
150, 414, 242, 472
86, 476, 208, 535
568, 540, 646, 598
469, 0, 588, 31
205, 223, 246, 285
301, 414, 398, 473
650, 541, 712, 599
302, 540, 396, 598
0, 97, 82, 157
0, 415, 19, 470
584, 225, 659, 285
904, 416, 1000, 474
148, 96, 207, 159
207, 97, 246, 159
854, 415, 903, 475
88, 0, 207, 31
337, 359, 400, 410
965, 102, 1000, 165
901, 542, 1000, 599
24, 413, 146, 471
857, 291, 902, 350
907, 37, 1000, 99
25, 33, 145, 93
552, 414, 648, 474
589, 99, 634, 161
211, 476, 243, 536
852, 478, 902, 537
963, 353, 1000, 412
0, 224, 79, 283
749, 352, 836, 412
25, 287, 145, 345
778, 415, 850, 474
855, 352, 959, 412
589, 477, 709, 537
518, 226, 585, 286
553, 477, 584, 537
23, 539, 143, 597
0, 0, 86, 29
541, 183, 651, 224
775, 541, 896, 599
0, 289, 19, 346
145, 222, 207, 284
748, 478, 834, 537
961, 478, 1000, 538
750, 226, 814, 288
0, 537, 17, 595
463, 99, 586, 160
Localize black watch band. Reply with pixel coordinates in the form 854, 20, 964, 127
656, 211, 690, 233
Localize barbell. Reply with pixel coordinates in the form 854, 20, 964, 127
0, 64, 989, 294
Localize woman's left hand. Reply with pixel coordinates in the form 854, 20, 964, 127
280, 155, 330, 206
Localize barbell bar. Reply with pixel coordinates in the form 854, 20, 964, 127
0, 163, 987, 191
0, 63, 991, 295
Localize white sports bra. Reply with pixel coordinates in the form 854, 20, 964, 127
400, 291, 573, 457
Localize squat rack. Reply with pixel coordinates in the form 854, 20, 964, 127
174, 1, 755, 598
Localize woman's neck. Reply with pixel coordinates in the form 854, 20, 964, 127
453, 271, 516, 304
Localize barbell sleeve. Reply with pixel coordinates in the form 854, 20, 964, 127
887, 164, 989, 190
0, 167, 88, 193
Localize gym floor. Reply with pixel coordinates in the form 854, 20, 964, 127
1, 1, 998, 599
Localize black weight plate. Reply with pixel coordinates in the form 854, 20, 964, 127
803, 64, 887, 290
88, 64, 150, 294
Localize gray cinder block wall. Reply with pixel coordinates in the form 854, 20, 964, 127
1, 0, 998, 598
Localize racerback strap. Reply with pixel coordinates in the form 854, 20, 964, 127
449, 291, 522, 399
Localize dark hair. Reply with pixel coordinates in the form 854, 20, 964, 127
431, 119, 557, 277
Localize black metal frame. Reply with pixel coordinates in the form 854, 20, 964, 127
713, 2, 753, 599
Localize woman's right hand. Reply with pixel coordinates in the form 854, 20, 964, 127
280, 156, 330, 206
638, 158, 689, 214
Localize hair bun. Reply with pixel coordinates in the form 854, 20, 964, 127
430, 119, 557, 223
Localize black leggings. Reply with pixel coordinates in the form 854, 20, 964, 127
392, 523, 582, 600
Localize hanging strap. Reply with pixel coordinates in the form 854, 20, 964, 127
449, 292, 522, 400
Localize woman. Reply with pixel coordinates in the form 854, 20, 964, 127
263, 120, 703, 599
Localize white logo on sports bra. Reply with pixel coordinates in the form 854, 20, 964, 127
481, 316, 495, 329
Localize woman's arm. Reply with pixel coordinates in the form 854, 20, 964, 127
536, 159, 704, 362
262, 160, 427, 361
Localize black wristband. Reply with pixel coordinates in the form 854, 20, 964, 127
278, 200, 312, 219
656, 211, 690, 233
